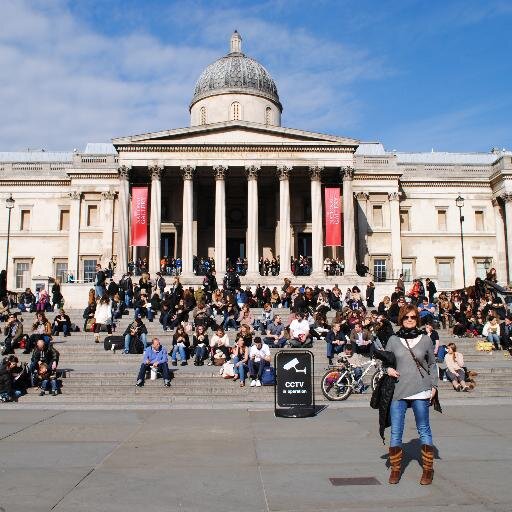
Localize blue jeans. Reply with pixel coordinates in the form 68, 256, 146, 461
248, 359, 269, 380
326, 342, 344, 359
194, 345, 207, 361
487, 333, 500, 347
390, 399, 433, 448
124, 333, 148, 353
41, 378, 58, 393
1, 390, 23, 401
52, 324, 69, 336
135, 307, 154, 321
95, 285, 105, 299
233, 356, 247, 381
171, 345, 187, 362
223, 317, 237, 330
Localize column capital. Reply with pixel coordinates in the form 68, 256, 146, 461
341, 166, 355, 180
388, 191, 401, 202
245, 165, 260, 180
68, 191, 82, 200
101, 190, 116, 200
149, 164, 164, 180
502, 193, 512, 203
308, 165, 324, 181
213, 165, 228, 180
180, 165, 196, 180
492, 198, 501, 207
355, 192, 369, 201
276, 165, 292, 180
118, 165, 131, 179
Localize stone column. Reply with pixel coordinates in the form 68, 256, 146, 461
342, 167, 357, 275
117, 165, 130, 275
67, 191, 82, 280
277, 165, 292, 275
502, 194, 512, 283
388, 191, 402, 280
101, 191, 116, 266
149, 164, 164, 275
355, 192, 369, 266
181, 165, 195, 276
492, 198, 507, 283
214, 165, 227, 274
245, 165, 260, 276
309, 166, 324, 276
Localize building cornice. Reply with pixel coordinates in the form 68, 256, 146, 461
400, 180, 490, 188
115, 144, 357, 154
0, 179, 70, 187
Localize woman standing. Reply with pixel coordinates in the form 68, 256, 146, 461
366, 282, 375, 308
385, 304, 438, 485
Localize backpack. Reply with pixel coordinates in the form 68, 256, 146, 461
104, 336, 124, 351
261, 366, 276, 386
220, 361, 235, 378
129, 337, 144, 354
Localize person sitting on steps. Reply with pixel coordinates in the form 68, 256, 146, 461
136, 337, 171, 387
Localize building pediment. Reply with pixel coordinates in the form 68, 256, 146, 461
112, 121, 359, 149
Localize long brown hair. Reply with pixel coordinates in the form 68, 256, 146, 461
447, 342, 457, 362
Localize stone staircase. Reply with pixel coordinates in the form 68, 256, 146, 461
6, 307, 512, 406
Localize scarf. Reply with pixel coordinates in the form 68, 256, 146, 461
395, 326, 424, 339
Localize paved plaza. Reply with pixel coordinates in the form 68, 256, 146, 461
0, 403, 510, 512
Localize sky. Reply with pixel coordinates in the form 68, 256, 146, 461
0, 0, 511, 153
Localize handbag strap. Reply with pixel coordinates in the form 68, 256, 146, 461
402, 338, 430, 378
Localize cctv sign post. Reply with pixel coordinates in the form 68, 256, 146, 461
275, 350, 315, 418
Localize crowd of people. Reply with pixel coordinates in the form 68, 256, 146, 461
1, 263, 508, 401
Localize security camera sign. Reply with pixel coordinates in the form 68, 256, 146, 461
275, 351, 314, 412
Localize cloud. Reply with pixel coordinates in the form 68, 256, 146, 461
0, 0, 390, 150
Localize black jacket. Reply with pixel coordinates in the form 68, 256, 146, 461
31, 345, 59, 366
0, 363, 13, 396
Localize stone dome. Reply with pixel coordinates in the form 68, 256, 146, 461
190, 31, 282, 111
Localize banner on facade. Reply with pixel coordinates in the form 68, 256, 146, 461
324, 187, 342, 246
131, 186, 148, 247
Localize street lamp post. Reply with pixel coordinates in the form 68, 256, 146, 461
456, 194, 466, 288
5, 194, 15, 287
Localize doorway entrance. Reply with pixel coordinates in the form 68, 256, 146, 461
161, 233, 176, 258
227, 238, 245, 263
297, 233, 312, 257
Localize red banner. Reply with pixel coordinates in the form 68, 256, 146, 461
131, 186, 148, 247
324, 187, 342, 246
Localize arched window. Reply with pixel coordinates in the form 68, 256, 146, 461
230, 101, 241, 121
265, 106, 272, 125
200, 106, 207, 125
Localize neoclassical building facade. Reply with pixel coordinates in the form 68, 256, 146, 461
1, 32, 511, 295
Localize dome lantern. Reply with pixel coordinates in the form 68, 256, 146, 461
230, 30, 242, 55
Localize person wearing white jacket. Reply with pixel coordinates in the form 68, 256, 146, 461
93, 296, 113, 343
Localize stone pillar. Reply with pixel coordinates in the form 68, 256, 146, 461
502, 194, 512, 283
277, 165, 292, 275
492, 198, 507, 284
117, 165, 130, 275
214, 165, 227, 274
101, 191, 116, 266
149, 164, 164, 275
181, 165, 195, 276
309, 166, 324, 276
67, 191, 82, 280
355, 192, 369, 265
342, 167, 357, 275
388, 191, 402, 279
245, 165, 260, 275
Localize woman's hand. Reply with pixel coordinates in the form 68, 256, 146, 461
430, 387, 437, 400
387, 368, 400, 379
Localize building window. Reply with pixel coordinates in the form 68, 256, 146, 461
15, 261, 31, 289
86, 204, 98, 227
400, 209, 410, 231
475, 258, 491, 279
83, 259, 97, 283
200, 106, 207, 125
475, 210, 484, 231
402, 261, 414, 282
54, 260, 68, 283
230, 101, 241, 121
436, 259, 453, 289
372, 205, 383, 228
59, 209, 70, 231
437, 209, 447, 231
373, 258, 387, 282
265, 106, 272, 125
20, 210, 31, 231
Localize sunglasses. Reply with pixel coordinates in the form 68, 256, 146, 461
403, 315, 418, 320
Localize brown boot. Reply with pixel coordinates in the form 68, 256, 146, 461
420, 444, 434, 485
388, 446, 402, 484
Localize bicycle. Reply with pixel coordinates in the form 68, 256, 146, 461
320, 356, 384, 401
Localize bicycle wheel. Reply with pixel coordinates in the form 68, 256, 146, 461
371, 369, 384, 391
321, 369, 352, 401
